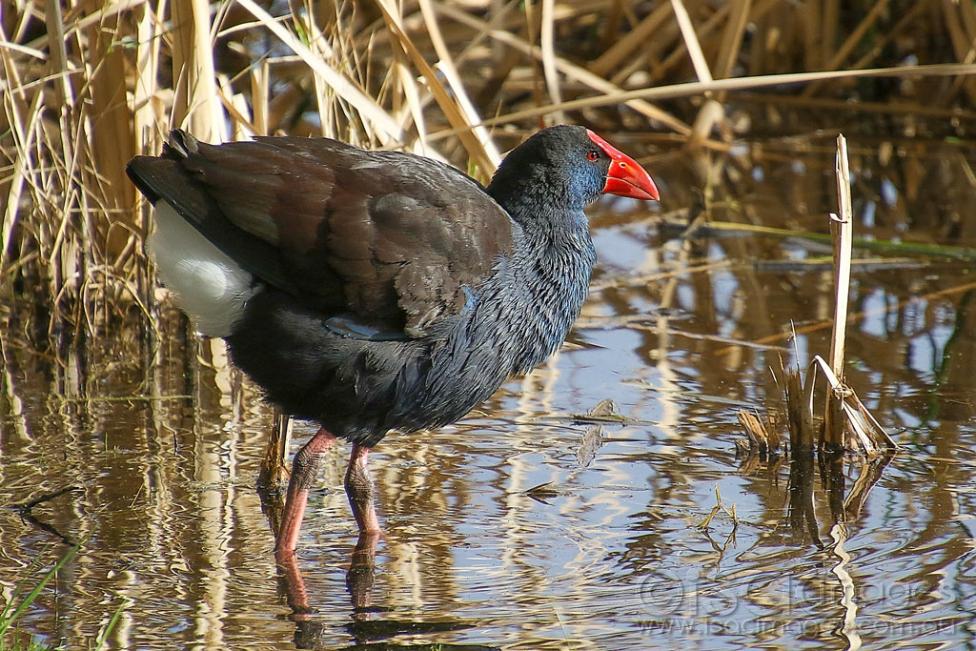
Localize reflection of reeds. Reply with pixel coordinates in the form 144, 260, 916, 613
3, 2, 976, 341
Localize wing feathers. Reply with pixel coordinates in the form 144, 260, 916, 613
129, 130, 515, 337
125, 155, 296, 293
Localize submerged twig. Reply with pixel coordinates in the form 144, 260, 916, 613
13, 485, 83, 513
10, 486, 83, 546
569, 399, 629, 424
258, 410, 292, 490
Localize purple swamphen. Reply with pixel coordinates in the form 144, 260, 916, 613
126, 125, 659, 556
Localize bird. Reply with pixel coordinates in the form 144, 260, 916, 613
126, 125, 659, 557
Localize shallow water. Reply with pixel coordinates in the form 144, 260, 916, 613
2, 132, 975, 650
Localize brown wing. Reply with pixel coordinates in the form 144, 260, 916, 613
127, 131, 515, 337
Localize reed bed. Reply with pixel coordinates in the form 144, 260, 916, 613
2, 0, 975, 339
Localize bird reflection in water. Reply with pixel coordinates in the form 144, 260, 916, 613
262, 482, 382, 642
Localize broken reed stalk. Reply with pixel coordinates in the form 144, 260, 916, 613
737, 137, 897, 545
823, 134, 854, 451
820, 134, 897, 456
738, 134, 897, 458
828, 135, 853, 378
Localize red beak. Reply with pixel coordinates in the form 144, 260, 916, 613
586, 130, 660, 201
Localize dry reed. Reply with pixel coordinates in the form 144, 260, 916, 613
2, 0, 975, 340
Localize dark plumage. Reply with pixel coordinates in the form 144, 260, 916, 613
126, 125, 659, 554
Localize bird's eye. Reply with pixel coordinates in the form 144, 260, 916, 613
586, 150, 600, 161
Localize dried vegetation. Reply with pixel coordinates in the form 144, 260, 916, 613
2, 0, 975, 343
738, 135, 898, 456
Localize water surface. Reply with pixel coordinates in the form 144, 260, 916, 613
2, 130, 975, 650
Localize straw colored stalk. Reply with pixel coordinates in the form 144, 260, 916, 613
83, 8, 138, 270
463, 63, 976, 130
234, 0, 403, 145
376, 0, 496, 177
433, 2, 692, 135
170, 0, 225, 142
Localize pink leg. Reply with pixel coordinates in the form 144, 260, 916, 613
275, 427, 337, 558
344, 444, 381, 533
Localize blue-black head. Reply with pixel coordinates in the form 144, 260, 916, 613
486, 125, 659, 217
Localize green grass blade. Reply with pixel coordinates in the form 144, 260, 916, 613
0, 546, 80, 639
92, 598, 128, 651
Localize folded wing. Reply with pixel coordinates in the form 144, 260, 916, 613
127, 131, 515, 337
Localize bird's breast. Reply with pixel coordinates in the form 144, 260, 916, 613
474, 228, 597, 376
